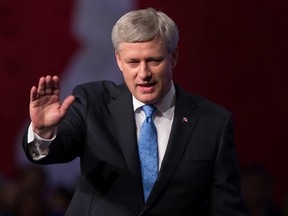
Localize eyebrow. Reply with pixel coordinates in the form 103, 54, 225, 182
126, 55, 166, 62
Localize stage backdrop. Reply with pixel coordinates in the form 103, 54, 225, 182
0, 0, 287, 204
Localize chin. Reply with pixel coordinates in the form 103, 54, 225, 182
135, 91, 161, 104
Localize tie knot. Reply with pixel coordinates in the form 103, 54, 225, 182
142, 105, 157, 118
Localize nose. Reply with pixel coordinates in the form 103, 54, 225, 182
138, 62, 151, 80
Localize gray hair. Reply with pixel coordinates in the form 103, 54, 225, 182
112, 8, 179, 54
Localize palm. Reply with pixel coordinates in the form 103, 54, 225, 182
30, 93, 63, 128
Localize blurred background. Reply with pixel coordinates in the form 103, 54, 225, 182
0, 0, 287, 215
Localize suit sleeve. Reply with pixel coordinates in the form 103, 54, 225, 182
210, 113, 249, 215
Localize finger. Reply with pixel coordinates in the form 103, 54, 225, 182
30, 86, 38, 101
37, 76, 46, 96
45, 75, 54, 95
52, 75, 60, 95
60, 95, 75, 115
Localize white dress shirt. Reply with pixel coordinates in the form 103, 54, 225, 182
133, 83, 175, 169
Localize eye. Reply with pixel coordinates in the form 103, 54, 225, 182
127, 60, 140, 67
147, 58, 163, 66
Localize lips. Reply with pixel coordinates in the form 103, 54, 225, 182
137, 83, 156, 93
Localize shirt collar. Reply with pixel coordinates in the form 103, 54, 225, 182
133, 82, 176, 120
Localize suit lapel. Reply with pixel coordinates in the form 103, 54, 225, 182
108, 86, 144, 203
143, 88, 199, 209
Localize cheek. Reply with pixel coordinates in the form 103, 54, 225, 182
158, 66, 173, 82
122, 71, 135, 87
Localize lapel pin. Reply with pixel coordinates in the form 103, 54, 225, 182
183, 117, 188, 123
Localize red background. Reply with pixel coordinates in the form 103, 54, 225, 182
1, 0, 287, 205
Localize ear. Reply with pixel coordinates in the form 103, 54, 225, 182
115, 51, 123, 71
171, 47, 179, 69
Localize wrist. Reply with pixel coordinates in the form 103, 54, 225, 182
32, 125, 57, 139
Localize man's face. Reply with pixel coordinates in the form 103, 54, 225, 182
116, 39, 178, 104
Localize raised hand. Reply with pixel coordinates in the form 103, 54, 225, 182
30, 75, 75, 139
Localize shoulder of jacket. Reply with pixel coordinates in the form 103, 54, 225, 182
175, 83, 231, 116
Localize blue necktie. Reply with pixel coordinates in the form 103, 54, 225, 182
139, 105, 158, 202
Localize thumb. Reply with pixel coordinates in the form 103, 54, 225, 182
60, 95, 75, 115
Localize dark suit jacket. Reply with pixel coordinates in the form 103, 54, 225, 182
23, 81, 249, 216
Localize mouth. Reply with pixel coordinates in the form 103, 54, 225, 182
137, 82, 156, 93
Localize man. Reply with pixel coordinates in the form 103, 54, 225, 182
23, 8, 249, 215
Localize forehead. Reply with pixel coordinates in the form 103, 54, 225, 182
118, 39, 166, 57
